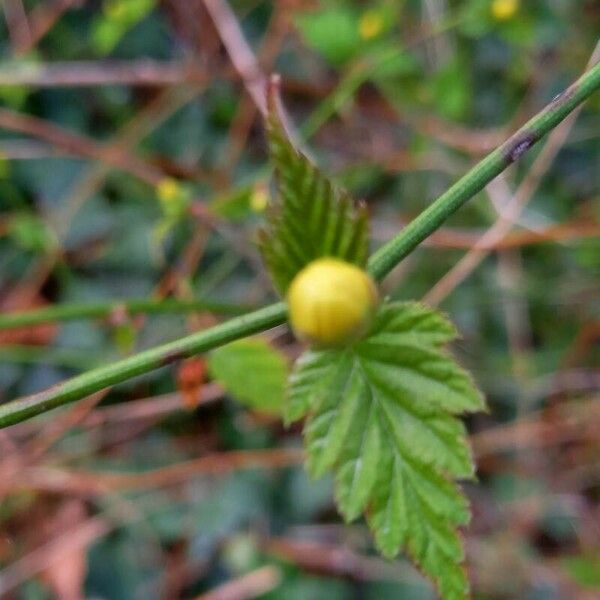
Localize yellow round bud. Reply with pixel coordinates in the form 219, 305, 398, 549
287, 258, 378, 348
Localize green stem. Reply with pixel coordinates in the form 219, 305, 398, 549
0, 297, 252, 331
1, 60, 599, 429
0, 302, 287, 426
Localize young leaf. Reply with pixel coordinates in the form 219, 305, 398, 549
208, 338, 288, 414
287, 302, 485, 599
259, 91, 369, 295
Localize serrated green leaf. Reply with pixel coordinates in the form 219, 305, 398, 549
259, 93, 369, 295
208, 339, 287, 414
287, 301, 485, 599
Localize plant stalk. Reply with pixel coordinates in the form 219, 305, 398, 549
0, 297, 252, 331
0, 303, 288, 427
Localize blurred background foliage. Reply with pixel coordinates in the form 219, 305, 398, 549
0, 0, 599, 598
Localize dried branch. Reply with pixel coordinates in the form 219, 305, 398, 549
0, 60, 208, 87
194, 565, 281, 600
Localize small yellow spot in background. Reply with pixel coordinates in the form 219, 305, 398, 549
104, 0, 127, 21
250, 185, 268, 213
156, 177, 181, 204
359, 10, 384, 41
491, 0, 519, 21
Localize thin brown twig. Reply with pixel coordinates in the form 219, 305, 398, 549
148, 212, 211, 376
221, 2, 290, 173
8, 385, 226, 451
560, 321, 600, 372
52, 85, 208, 230
25, 392, 107, 461
0, 138, 68, 159
2, 0, 31, 53
375, 218, 600, 250
417, 115, 508, 156
49, 375, 575, 505
203, 0, 268, 115
155, 225, 210, 298
84, 384, 223, 427
188, 203, 273, 290
289, 73, 510, 155
19, 448, 304, 495
423, 146, 565, 306
0, 59, 209, 87
203, 0, 300, 148
194, 565, 282, 600
263, 536, 422, 584
0, 107, 163, 185
0, 515, 111, 597
17, 396, 600, 497
471, 397, 600, 458
2, 254, 58, 317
